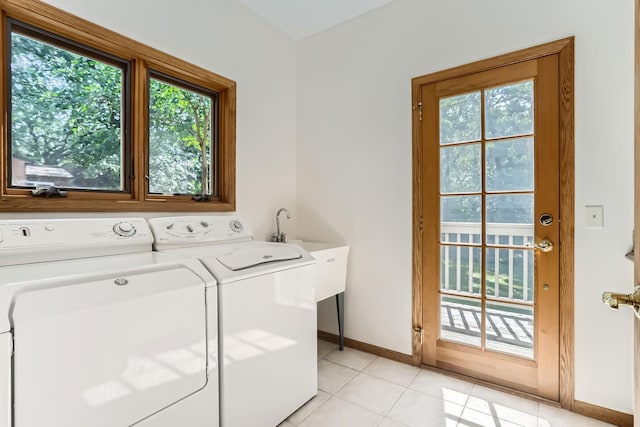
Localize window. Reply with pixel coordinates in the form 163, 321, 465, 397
8, 21, 131, 193
148, 73, 217, 198
0, 2, 236, 212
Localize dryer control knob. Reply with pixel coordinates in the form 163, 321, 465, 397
113, 222, 136, 237
230, 220, 243, 233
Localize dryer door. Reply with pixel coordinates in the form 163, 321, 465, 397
12, 267, 207, 427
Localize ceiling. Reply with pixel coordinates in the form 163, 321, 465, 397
236, 0, 395, 40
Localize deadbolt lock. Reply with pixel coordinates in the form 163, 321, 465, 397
602, 286, 640, 318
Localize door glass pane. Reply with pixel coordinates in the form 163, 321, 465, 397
485, 301, 533, 359
485, 137, 534, 192
440, 92, 481, 144
149, 77, 213, 196
440, 144, 481, 194
486, 194, 534, 246
441, 246, 481, 295
10, 32, 125, 191
440, 295, 481, 347
441, 196, 481, 244
485, 248, 534, 302
485, 80, 534, 139
436, 69, 543, 365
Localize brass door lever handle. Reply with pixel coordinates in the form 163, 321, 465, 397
526, 239, 554, 253
602, 286, 640, 318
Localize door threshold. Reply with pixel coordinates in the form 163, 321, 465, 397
420, 364, 560, 407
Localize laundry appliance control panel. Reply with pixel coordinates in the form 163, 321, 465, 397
149, 216, 252, 249
0, 218, 153, 266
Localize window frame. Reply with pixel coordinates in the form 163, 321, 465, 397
6, 18, 133, 196
146, 69, 220, 201
0, 0, 236, 212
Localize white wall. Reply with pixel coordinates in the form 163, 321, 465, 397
297, 0, 635, 414
0, 0, 298, 241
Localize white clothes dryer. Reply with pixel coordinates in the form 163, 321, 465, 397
149, 216, 317, 427
0, 218, 219, 427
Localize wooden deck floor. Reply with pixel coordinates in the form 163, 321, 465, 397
440, 301, 534, 359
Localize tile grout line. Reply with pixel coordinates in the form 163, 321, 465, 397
292, 393, 332, 427
405, 367, 423, 390
294, 342, 341, 426
319, 351, 357, 396
320, 350, 404, 426
316, 344, 396, 426
323, 351, 378, 372
462, 384, 542, 427
327, 394, 386, 425
382, 384, 409, 418
331, 358, 419, 426
381, 387, 411, 427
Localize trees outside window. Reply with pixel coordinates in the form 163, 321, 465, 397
0, 8, 235, 212
10, 30, 126, 191
148, 76, 216, 197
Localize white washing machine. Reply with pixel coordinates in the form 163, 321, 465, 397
0, 218, 219, 427
149, 216, 317, 427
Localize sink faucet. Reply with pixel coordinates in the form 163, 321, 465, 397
272, 208, 291, 243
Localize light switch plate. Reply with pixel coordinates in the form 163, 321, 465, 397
585, 205, 604, 228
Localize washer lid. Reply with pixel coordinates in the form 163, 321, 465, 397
164, 242, 316, 284
216, 244, 302, 271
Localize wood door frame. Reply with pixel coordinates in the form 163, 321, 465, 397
411, 38, 575, 408
635, 2, 640, 427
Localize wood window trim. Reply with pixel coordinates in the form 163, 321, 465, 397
411, 37, 574, 407
0, 0, 236, 212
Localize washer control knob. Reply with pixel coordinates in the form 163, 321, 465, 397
230, 220, 243, 233
201, 221, 209, 228
113, 222, 136, 237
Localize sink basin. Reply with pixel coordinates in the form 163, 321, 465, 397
293, 241, 349, 302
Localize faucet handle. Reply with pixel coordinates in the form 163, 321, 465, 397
281, 232, 288, 243
271, 232, 280, 242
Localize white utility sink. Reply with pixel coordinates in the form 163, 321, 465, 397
293, 241, 349, 302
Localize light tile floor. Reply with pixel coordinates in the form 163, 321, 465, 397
279, 340, 615, 427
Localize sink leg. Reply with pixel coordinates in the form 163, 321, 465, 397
336, 292, 345, 351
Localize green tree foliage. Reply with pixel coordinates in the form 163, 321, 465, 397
485, 81, 533, 139
440, 92, 481, 144
439, 81, 534, 225
10, 32, 212, 194
11, 33, 122, 190
148, 79, 211, 195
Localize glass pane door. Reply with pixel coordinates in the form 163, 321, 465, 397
438, 80, 536, 359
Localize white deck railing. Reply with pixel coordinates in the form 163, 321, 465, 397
441, 222, 534, 301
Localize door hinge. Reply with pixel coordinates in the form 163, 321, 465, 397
413, 101, 423, 121
419, 216, 423, 233
414, 327, 423, 344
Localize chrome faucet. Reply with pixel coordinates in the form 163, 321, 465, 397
272, 208, 291, 243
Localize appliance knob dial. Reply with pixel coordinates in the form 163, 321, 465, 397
230, 220, 243, 233
113, 222, 136, 237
